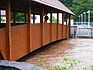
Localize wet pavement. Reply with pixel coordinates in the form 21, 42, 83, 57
0, 60, 46, 70
25, 38, 93, 70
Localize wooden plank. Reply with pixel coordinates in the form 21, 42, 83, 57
50, 13, 52, 42
62, 13, 64, 39
66, 14, 71, 38
68, 15, 71, 38
57, 13, 59, 39
13, 4, 16, 24
66, 15, 68, 38
33, 14, 35, 24
0, 10, 1, 23
24, 13, 26, 23
6, 0, 11, 60
40, 5, 44, 46
13, 11, 16, 23
27, 5, 31, 53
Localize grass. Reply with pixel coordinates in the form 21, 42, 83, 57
56, 57, 80, 70
36, 59, 49, 70
35, 57, 93, 70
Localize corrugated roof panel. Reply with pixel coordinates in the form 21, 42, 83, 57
32, 0, 74, 15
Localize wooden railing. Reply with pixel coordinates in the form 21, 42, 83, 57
0, 23, 69, 60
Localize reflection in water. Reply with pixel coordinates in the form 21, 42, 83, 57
25, 39, 93, 70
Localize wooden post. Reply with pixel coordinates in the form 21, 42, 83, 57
6, 0, 11, 60
13, 1, 16, 24
24, 13, 26, 23
57, 13, 59, 39
50, 12, 52, 42
27, 5, 31, 53
66, 14, 70, 38
68, 15, 71, 38
66, 15, 68, 38
13, 11, 16, 23
40, 5, 44, 46
33, 14, 35, 24
62, 13, 64, 39
0, 10, 1, 23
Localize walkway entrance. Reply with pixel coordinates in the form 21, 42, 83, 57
25, 38, 93, 70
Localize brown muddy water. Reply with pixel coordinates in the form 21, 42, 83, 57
23, 38, 93, 70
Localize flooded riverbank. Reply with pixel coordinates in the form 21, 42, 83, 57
24, 38, 93, 70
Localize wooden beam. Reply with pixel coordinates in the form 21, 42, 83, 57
27, 5, 31, 53
13, 1, 16, 24
50, 12, 52, 42
0, 10, 1, 23
66, 15, 68, 38
33, 14, 35, 24
13, 11, 16, 23
24, 13, 26, 23
62, 13, 64, 39
66, 14, 70, 38
40, 5, 44, 46
68, 15, 71, 38
57, 13, 59, 39
6, 0, 11, 60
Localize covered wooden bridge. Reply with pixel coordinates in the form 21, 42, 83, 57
0, 0, 74, 60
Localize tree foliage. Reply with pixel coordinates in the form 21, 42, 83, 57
59, 0, 93, 21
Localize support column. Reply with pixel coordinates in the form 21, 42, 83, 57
57, 13, 59, 39
0, 10, 1, 23
27, 5, 31, 52
24, 13, 26, 23
66, 15, 68, 38
13, 0, 16, 24
50, 12, 52, 42
68, 15, 71, 38
13, 11, 16, 23
66, 14, 71, 38
40, 5, 44, 46
6, 0, 11, 60
62, 13, 64, 39
33, 14, 35, 24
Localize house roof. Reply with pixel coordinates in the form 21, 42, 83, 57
32, 0, 75, 15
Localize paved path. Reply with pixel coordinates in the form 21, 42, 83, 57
25, 38, 93, 70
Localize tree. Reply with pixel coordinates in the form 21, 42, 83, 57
59, 0, 93, 21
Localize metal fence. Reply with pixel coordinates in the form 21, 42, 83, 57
71, 26, 93, 38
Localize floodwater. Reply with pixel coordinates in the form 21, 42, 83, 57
25, 38, 93, 70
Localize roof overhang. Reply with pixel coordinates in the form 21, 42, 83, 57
0, 0, 75, 15
32, 0, 75, 15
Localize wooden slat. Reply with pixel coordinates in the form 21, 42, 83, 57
0, 10, 1, 23
66, 15, 68, 38
40, 5, 44, 46
33, 14, 35, 24
57, 13, 59, 39
68, 15, 71, 38
6, 0, 11, 60
66, 14, 70, 38
24, 13, 26, 23
27, 5, 31, 53
50, 12, 52, 42
62, 13, 64, 39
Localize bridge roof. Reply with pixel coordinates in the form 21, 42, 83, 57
32, 0, 74, 15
